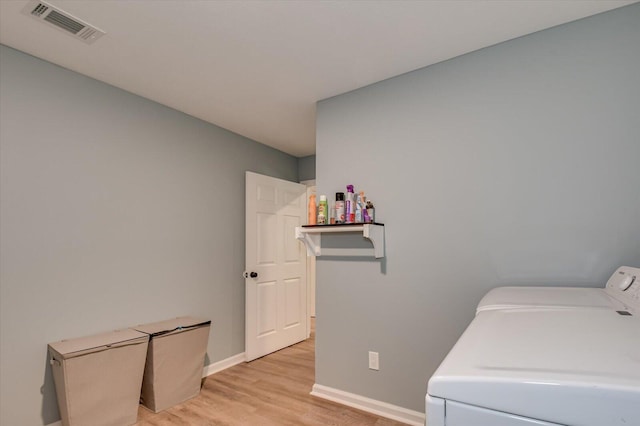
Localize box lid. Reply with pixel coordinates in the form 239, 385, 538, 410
133, 316, 211, 337
48, 328, 148, 359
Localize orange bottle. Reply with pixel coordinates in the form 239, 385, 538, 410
308, 194, 317, 225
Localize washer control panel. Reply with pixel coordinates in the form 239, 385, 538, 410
605, 266, 640, 312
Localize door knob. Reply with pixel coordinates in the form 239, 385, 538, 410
244, 271, 258, 278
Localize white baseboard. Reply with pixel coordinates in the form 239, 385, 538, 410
202, 352, 246, 377
311, 383, 425, 426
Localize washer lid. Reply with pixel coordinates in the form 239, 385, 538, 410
428, 308, 640, 426
476, 286, 623, 313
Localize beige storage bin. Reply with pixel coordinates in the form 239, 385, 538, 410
133, 316, 211, 413
48, 329, 149, 426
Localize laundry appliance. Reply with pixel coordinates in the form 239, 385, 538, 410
427, 266, 640, 426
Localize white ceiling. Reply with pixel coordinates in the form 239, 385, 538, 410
0, 0, 635, 157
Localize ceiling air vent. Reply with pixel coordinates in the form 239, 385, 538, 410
22, 0, 106, 44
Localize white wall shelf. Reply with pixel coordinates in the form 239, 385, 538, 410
295, 223, 385, 258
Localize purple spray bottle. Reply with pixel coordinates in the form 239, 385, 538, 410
345, 185, 355, 224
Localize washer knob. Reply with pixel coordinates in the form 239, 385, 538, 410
619, 275, 636, 291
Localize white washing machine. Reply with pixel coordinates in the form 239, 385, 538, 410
426, 266, 640, 426
476, 266, 638, 314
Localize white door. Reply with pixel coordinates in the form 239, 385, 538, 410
306, 185, 317, 318
245, 171, 307, 361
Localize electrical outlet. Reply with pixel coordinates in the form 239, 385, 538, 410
368, 351, 379, 371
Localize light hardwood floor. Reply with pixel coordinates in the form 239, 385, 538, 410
135, 321, 408, 426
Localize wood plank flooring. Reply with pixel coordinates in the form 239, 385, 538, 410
135, 321, 408, 425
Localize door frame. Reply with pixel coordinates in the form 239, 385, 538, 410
301, 180, 316, 338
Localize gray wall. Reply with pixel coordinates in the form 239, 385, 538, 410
298, 154, 316, 181
0, 45, 298, 426
315, 4, 640, 413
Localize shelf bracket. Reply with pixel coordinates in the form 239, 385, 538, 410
363, 224, 384, 259
295, 227, 322, 256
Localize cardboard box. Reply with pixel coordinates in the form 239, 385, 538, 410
48, 329, 149, 426
133, 316, 211, 412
